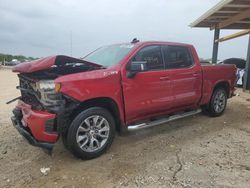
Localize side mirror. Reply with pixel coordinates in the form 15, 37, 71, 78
127, 61, 147, 78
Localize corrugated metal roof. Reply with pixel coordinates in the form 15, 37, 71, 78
190, 0, 250, 29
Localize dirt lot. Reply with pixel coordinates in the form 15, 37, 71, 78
0, 68, 250, 188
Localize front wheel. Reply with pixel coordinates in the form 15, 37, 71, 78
208, 88, 227, 117
67, 107, 115, 159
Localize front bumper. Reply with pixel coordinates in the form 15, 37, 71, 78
11, 100, 59, 151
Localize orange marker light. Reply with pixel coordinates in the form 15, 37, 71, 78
55, 83, 61, 93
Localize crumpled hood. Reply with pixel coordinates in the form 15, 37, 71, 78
12, 55, 102, 73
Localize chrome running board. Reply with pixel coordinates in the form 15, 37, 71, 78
128, 109, 202, 131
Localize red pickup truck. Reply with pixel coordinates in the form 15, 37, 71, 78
10, 41, 236, 159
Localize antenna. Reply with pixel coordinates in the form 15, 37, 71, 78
70, 31, 72, 56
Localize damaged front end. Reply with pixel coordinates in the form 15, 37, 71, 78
10, 55, 99, 152
18, 74, 63, 111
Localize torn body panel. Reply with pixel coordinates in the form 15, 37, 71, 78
15, 100, 58, 143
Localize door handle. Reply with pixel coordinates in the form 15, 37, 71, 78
160, 76, 170, 81
193, 73, 199, 77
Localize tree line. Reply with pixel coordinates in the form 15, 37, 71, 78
0, 53, 37, 62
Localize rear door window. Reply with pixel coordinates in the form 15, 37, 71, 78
163, 46, 194, 69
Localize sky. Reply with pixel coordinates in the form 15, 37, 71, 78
0, 0, 248, 60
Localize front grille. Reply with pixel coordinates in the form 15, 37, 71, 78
18, 75, 43, 110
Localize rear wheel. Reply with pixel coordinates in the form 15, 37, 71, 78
67, 107, 115, 159
208, 88, 227, 117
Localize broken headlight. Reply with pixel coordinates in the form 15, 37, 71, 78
37, 80, 55, 91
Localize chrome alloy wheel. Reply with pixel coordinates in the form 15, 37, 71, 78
213, 90, 226, 113
76, 115, 110, 152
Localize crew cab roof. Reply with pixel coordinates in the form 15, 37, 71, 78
133, 41, 193, 47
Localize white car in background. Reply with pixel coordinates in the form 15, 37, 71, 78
221, 58, 246, 86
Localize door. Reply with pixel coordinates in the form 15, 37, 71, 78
122, 45, 173, 123
162, 45, 202, 109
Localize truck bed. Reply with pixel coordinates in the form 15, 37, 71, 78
200, 63, 236, 105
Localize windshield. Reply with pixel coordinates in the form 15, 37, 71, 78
83, 44, 134, 67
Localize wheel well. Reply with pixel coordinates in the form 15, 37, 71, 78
213, 81, 230, 98
70, 97, 122, 132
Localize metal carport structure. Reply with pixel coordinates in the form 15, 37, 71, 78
190, 0, 250, 91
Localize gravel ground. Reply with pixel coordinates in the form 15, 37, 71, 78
0, 68, 250, 188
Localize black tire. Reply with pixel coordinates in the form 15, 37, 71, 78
208, 88, 227, 117
67, 107, 115, 160
61, 131, 69, 149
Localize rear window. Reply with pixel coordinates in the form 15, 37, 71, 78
163, 46, 194, 69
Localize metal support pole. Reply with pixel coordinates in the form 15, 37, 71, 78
243, 34, 250, 91
212, 28, 220, 64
